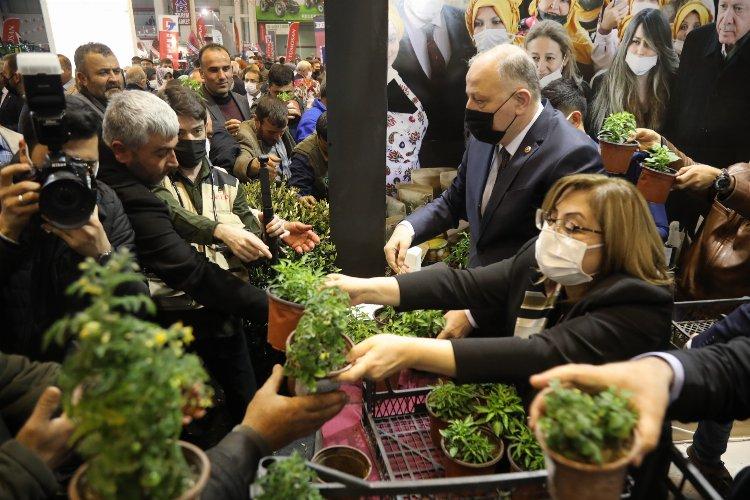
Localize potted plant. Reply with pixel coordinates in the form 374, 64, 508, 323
425, 381, 479, 449
597, 111, 638, 174
474, 384, 525, 440
254, 451, 323, 500
311, 445, 373, 481
636, 145, 680, 204
45, 250, 213, 500
285, 287, 354, 395
445, 231, 470, 270
535, 381, 639, 500
266, 255, 326, 351
390, 309, 446, 338
439, 416, 504, 477
506, 425, 547, 500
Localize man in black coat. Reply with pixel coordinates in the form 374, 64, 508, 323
199, 43, 252, 172
0, 54, 25, 132
386, 45, 602, 338
393, 0, 476, 166
0, 98, 143, 362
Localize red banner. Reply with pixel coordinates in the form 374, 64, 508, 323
159, 31, 180, 67
285, 22, 300, 62
2, 18, 20, 44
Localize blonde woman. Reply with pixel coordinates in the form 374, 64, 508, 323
328, 174, 672, 389
524, 20, 581, 87
464, 0, 521, 52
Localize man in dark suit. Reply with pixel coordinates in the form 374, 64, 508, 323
199, 43, 252, 172
393, 0, 476, 166
385, 45, 602, 338
0, 54, 25, 132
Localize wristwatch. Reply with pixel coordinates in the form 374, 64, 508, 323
713, 169, 732, 195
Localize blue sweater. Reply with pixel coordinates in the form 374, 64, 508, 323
295, 99, 326, 143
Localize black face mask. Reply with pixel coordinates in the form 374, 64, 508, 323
174, 139, 207, 167
538, 10, 568, 25
464, 91, 519, 144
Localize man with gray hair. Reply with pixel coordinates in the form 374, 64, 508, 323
385, 44, 602, 339
124, 65, 148, 91
97, 90, 268, 425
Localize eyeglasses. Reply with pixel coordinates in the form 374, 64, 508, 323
535, 209, 603, 236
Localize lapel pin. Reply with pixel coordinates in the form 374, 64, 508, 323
524, 146, 532, 154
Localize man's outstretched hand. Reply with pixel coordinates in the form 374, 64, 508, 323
282, 221, 320, 254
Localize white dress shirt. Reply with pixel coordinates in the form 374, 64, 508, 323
402, 4, 451, 79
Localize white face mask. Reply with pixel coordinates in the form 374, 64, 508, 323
539, 67, 563, 88
473, 28, 510, 52
625, 52, 658, 76
672, 38, 684, 54
534, 225, 603, 286
245, 82, 258, 95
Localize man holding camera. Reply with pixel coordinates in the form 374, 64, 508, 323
0, 97, 143, 361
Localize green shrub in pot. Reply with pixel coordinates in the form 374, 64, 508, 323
255, 452, 323, 500
45, 250, 213, 499
439, 416, 498, 465
643, 145, 680, 173
474, 383, 525, 438
345, 310, 381, 345
597, 112, 637, 144
426, 381, 478, 421
268, 255, 327, 305
508, 425, 545, 471
445, 231, 470, 269
391, 309, 446, 338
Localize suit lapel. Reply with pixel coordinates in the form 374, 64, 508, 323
233, 91, 251, 120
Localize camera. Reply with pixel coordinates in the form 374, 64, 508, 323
17, 53, 96, 229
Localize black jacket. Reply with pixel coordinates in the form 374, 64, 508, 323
664, 25, 750, 168
395, 239, 673, 387
0, 181, 143, 361
0, 91, 23, 132
96, 153, 268, 324
204, 89, 252, 172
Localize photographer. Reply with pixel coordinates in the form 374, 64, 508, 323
0, 96, 144, 361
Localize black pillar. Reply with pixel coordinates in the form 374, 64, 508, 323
326, 0, 387, 277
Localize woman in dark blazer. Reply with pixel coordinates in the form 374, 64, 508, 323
329, 174, 673, 388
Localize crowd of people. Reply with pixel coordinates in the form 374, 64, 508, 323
0, 0, 747, 497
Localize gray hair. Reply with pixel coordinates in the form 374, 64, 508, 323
470, 44, 541, 102
103, 91, 179, 149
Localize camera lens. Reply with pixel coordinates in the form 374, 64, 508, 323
39, 170, 96, 229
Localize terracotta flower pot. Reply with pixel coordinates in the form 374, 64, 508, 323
426, 402, 449, 451
68, 441, 210, 500
534, 393, 638, 500
507, 444, 548, 500
312, 445, 373, 480
266, 289, 305, 351
636, 166, 676, 204
440, 428, 504, 478
285, 331, 354, 396
599, 140, 638, 174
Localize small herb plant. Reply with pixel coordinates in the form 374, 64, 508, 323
475, 384, 525, 438
597, 111, 637, 144
345, 310, 381, 345
269, 255, 326, 305
538, 381, 638, 465
377, 307, 445, 338
440, 416, 498, 465
45, 250, 213, 499
426, 381, 478, 421
643, 145, 679, 174
509, 425, 545, 471
255, 452, 323, 500
284, 287, 351, 392
445, 231, 470, 269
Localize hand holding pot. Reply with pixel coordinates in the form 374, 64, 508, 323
16, 387, 75, 469
528, 357, 674, 466
384, 224, 414, 273
242, 365, 346, 451
627, 128, 661, 152
437, 310, 474, 339
674, 165, 723, 192
334, 334, 414, 383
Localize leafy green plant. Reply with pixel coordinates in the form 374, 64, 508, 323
597, 111, 637, 144
426, 381, 478, 421
445, 231, 470, 269
177, 76, 204, 98
538, 381, 638, 465
255, 452, 323, 500
475, 384, 525, 438
44, 250, 213, 499
345, 310, 381, 345
391, 309, 446, 338
509, 425, 545, 471
439, 416, 498, 465
268, 255, 326, 305
643, 145, 679, 174
284, 287, 351, 392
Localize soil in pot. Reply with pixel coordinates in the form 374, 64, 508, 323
440, 429, 504, 478
68, 440, 210, 500
312, 445, 373, 480
507, 444, 548, 500
535, 420, 636, 500
599, 140, 638, 174
636, 166, 676, 204
286, 332, 354, 396
266, 289, 305, 352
